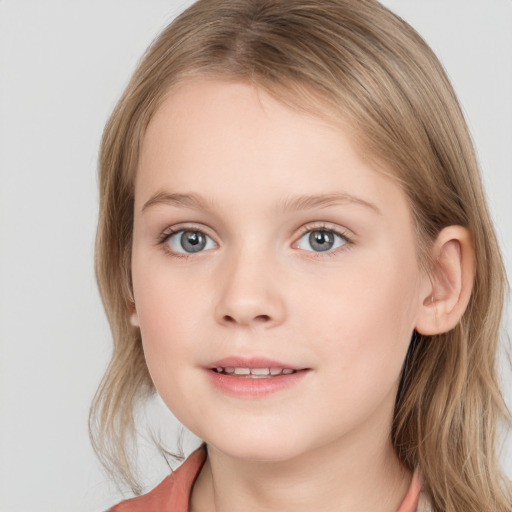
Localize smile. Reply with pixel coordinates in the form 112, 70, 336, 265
206, 358, 310, 397
212, 367, 297, 377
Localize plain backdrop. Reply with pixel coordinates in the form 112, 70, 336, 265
0, 1, 511, 511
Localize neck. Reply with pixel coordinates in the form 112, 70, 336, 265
190, 424, 411, 512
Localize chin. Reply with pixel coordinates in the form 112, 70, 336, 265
202, 427, 309, 462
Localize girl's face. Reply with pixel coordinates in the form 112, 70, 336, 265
132, 80, 429, 461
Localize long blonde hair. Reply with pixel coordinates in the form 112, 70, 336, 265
90, 0, 512, 509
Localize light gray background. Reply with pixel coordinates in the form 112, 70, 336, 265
0, 1, 511, 511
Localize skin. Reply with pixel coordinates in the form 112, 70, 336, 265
131, 80, 435, 512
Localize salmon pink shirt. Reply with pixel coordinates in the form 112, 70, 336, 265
108, 446, 431, 512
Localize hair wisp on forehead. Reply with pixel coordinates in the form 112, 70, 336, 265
90, 1, 511, 509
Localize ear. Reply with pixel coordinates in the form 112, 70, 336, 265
415, 226, 475, 335
129, 304, 140, 327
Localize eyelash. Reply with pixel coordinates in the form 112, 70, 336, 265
157, 223, 353, 259
295, 223, 352, 257
157, 225, 211, 260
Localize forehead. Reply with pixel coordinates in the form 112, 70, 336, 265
135, 79, 407, 221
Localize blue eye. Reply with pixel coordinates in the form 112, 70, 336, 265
296, 229, 348, 253
166, 230, 216, 253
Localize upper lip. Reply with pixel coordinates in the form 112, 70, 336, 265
207, 356, 306, 370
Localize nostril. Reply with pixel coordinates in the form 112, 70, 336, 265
255, 314, 271, 322
221, 314, 271, 324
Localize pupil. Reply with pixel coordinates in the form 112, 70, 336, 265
181, 231, 206, 253
309, 231, 334, 252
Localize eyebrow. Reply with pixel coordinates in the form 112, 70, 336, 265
142, 192, 214, 213
277, 192, 380, 214
141, 191, 380, 215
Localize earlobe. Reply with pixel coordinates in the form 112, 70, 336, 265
129, 307, 140, 327
415, 226, 475, 336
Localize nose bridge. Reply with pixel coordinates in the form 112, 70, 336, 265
214, 240, 285, 328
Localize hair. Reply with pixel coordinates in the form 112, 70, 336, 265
89, 0, 512, 510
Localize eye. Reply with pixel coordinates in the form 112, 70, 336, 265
295, 229, 348, 253
166, 229, 216, 254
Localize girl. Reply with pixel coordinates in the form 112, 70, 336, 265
89, 0, 512, 511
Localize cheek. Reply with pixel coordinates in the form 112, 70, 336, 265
131, 254, 207, 377
134, 270, 208, 420
295, 248, 421, 377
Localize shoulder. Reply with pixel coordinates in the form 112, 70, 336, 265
107, 446, 207, 512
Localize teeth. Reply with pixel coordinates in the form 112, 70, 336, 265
213, 367, 297, 376
250, 368, 270, 376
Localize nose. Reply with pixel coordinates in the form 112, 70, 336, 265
214, 249, 286, 329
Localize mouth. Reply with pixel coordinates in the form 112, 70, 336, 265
205, 357, 310, 397
210, 367, 299, 378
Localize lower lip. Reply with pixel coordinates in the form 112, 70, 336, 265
205, 369, 309, 397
